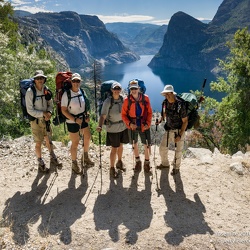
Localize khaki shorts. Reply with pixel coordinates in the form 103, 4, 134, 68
30, 118, 48, 142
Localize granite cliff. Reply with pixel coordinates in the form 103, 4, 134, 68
149, 0, 250, 72
16, 11, 139, 71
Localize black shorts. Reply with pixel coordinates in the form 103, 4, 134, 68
106, 129, 129, 148
66, 121, 88, 133
129, 128, 151, 145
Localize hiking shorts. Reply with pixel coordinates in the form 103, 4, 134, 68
66, 121, 88, 133
129, 128, 151, 145
30, 118, 47, 142
106, 129, 129, 148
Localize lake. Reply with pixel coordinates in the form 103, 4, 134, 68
101, 55, 221, 111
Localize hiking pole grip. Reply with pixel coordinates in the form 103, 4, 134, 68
156, 118, 158, 131
202, 78, 207, 89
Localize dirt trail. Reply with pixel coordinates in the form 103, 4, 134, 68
0, 136, 249, 250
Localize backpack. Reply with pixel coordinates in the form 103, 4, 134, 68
127, 79, 146, 95
176, 92, 199, 130
98, 80, 117, 116
53, 72, 90, 126
19, 78, 52, 121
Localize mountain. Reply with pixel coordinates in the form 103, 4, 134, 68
106, 22, 168, 55
149, 0, 250, 72
16, 12, 139, 71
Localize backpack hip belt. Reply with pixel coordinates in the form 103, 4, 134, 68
105, 119, 123, 125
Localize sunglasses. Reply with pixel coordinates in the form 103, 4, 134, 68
113, 87, 121, 90
72, 79, 80, 83
35, 77, 45, 80
130, 87, 138, 90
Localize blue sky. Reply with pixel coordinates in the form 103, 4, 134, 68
10, 0, 224, 25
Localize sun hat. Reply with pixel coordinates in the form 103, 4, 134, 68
71, 73, 82, 81
111, 81, 122, 89
33, 70, 47, 79
129, 80, 139, 89
161, 85, 176, 95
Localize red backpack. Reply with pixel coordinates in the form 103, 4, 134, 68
53, 71, 72, 126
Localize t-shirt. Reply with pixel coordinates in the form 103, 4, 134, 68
61, 89, 86, 124
101, 96, 127, 133
163, 97, 187, 130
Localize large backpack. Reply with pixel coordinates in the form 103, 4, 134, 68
19, 78, 52, 121
53, 72, 72, 125
98, 80, 117, 115
177, 92, 199, 130
127, 79, 146, 95
53, 72, 90, 126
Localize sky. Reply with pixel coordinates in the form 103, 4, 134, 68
9, 0, 224, 25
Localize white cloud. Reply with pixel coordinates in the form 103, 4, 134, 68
96, 14, 154, 24
151, 19, 170, 25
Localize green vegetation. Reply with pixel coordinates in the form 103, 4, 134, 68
197, 28, 250, 154
1, 0, 249, 154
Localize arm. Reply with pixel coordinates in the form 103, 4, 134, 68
175, 116, 188, 142
96, 114, 107, 132
96, 98, 109, 132
25, 88, 43, 118
121, 98, 131, 128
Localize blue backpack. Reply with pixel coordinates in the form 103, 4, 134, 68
19, 78, 52, 121
98, 80, 117, 115
127, 79, 146, 95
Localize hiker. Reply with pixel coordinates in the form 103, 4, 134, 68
61, 73, 94, 174
96, 81, 129, 178
25, 70, 59, 172
121, 80, 153, 173
156, 85, 188, 175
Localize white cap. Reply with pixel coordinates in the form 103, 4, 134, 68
71, 73, 81, 81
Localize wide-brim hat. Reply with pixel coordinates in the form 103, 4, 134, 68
33, 70, 47, 79
161, 85, 176, 95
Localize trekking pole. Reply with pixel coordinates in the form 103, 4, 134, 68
131, 130, 135, 177
154, 118, 160, 192
173, 132, 178, 183
199, 78, 207, 104
98, 131, 102, 194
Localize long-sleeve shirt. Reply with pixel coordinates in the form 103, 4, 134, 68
25, 85, 53, 118
121, 93, 152, 132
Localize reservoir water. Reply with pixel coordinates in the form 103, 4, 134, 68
101, 55, 221, 111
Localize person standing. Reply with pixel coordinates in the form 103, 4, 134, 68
156, 85, 188, 175
96, 81, 129, 178
25, 70, 59, 172
61, 73, 94, 174
121, 80, 153, 173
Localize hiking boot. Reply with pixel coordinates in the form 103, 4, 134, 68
171, 168, 180, 176
144, 161, 151, 173
83, 152, 94, 167
38, 158, 49, 173
134, 160, 142, 173
156, 164, 170, 170
116, 160, 126, 172
110, 167, 119, 179
72, 160, 81, 174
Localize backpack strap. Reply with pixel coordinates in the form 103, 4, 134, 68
105, 95, 123, 124
31, 85, 36, 105
66, 88, 90, 114
127, 93, 145, 112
